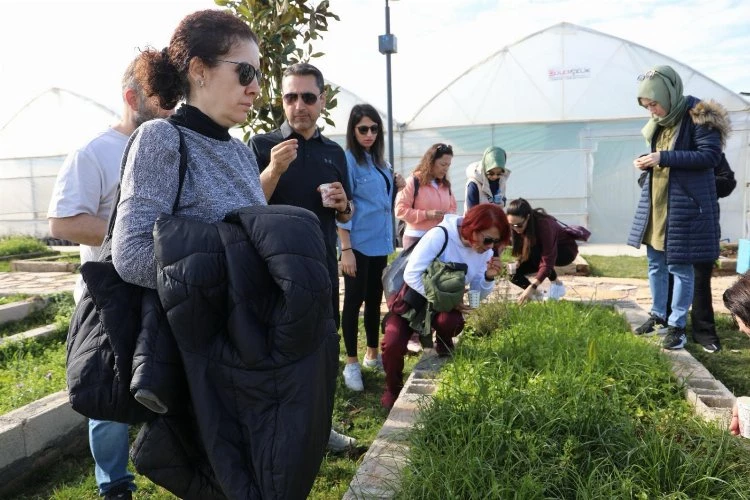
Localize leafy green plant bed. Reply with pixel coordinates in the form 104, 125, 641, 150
398, 301, 750, 498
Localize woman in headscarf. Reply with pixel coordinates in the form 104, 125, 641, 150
464, 146, 511, 212
627, 65, 728, 351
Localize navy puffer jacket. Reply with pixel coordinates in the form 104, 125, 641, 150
627, 96, 728, 263
131, 204, 339, 500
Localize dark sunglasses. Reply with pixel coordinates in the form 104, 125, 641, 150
510, 217, 527, 228
217, 59, 261, 86
481, 233, 503, 246
356, 125, 379, 134
435, 143, 453, 155
282, 92, 320, 105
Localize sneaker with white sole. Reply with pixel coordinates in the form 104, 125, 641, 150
662, 327, 687, 350
363, 354, 383, 371
343, 362, 364, 391
701, 342, 721, 353
327, 429, 356, 452
548, 281, 566, 300
407, 333, 422, 354
634, 314, 668, 336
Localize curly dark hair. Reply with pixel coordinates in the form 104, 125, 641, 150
135, 9, 258, 110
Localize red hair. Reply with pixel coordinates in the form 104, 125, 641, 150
460, 204, 510, 247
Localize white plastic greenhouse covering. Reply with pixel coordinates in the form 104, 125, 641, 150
329, 22, 750, 244
0, 88, 119, 237
1, 23, 748, 244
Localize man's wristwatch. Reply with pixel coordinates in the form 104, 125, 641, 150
337, 200, 353, 215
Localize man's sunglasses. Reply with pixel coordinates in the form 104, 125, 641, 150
217, 60, 261, 86
356, 125, 379, 134
282, 92, 321, 105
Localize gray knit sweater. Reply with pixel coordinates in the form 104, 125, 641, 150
112, 119, 266, 289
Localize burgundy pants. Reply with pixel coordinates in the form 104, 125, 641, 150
381, 310, 464, 398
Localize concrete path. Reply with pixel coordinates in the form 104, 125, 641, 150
0, 272, 77, 295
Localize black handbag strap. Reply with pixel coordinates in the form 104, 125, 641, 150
103, 120, 188, 242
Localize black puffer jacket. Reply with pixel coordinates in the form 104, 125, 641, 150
131, 205, 339, 500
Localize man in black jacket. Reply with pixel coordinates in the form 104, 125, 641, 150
250, 62, 356, 452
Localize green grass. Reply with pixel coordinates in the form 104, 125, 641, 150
0, 235, 48, 257
5, 255, 750, 498
685, 314, 750, 397
0, 293, 30, 305
0, 293, 73, 339
398, 301, 750, 499
586, 254, 648, 278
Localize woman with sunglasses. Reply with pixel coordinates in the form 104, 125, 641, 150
505, 198, 578, 304
464, 146, 511, 212
337, 104, 405, 392
380, 204, 509, 409
395, 143, 458, 250
110, 10, 334, 498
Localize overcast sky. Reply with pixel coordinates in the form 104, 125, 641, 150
0, 0, 748, 127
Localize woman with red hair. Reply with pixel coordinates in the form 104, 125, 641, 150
380, 204, 510, 408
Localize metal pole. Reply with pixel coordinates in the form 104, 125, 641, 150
385, 0, 394, 168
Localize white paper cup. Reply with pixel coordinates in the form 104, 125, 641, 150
507, 262, 517, 275
468, 290, 481, 308
319, 183, 336, 208
738, 396, 750, 438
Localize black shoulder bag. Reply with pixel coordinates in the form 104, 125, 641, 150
66, 121, 187, 424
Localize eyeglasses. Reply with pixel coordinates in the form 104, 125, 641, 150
282, 92, 321, 105
481, 233, 503, 246
356, 125, 379, 135
217, 60, 261, 86
636, 69, 670, 83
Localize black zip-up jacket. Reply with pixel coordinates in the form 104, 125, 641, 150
131, 204, 339, 500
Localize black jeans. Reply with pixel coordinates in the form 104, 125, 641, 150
510, 244, 577, 289
667, 261, 719, 346
341, 250, 388, 357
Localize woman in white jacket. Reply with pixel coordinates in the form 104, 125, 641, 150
380, 204, 510, 409
464, 146, 510, 213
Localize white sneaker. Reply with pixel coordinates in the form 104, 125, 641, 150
407, 334, 422, 354
362, 354, 383, 371
343, 362, 364, 391
328, 429, 356, 452
548, 281, 566, 300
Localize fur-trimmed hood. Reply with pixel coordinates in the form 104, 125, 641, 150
690, 98, 731, 148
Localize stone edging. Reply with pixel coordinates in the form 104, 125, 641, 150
344, 299, 737, 499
